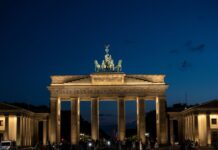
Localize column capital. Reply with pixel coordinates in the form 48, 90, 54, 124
70, 97, 79, 100
50, 97, 57, 101
156, 96, 166, 101
16, 115, 22, 118
117, 96, 125, 100
4, 114, 9, 117
137, 96, 145, 100
90, 97, 99, 100
206, 111, 211, 115
193, 111, 198, 115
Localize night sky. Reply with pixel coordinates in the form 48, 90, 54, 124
1, 0, 218, 124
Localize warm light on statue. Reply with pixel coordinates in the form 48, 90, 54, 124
94, 45, 122, 72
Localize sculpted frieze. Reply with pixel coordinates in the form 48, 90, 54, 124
49, 85, 167, 98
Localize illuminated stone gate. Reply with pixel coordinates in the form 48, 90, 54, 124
48, 46, 169, 145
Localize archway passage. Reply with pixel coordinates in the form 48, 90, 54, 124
48, 73, 168, 145
125, 100, 136, 138
0, 133, 3, 142
145, 100, 157, 141
61, 101, 71, 142
99, 101, 117, 139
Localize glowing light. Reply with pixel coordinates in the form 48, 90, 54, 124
107, 141, 111, 146
88, 142, 92, 147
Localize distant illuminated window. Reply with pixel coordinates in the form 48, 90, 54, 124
0, 120, 3, 126
211, 118, 217, 125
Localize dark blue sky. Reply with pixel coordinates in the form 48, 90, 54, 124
1, 0, 218, 123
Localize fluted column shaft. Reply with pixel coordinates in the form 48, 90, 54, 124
34, 120, 39, 145
43, 120, 48, 145
27, 117, 30, 146
206, 114, 211, 145
137, 97, 145, 144
49, 97, 61, 143
170, 120, 174, 145
21, 117, 25, 146
91, 98, 99, 141
178, 117, 183, 143
49, 98, 57, 143
71, 98, 80, 145
56, 98, 61, 143
156, 96, 168, 145
118, 98, 125, 141
4, 115, 9, 140
16, 116, 22, 146
194, 114, 199, 142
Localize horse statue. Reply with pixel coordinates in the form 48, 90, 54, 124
101, 60, 106, 71
94, 60, 101, 72
109, 60, 115, 71
116, 59, 122, 72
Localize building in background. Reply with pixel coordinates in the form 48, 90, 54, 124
168, 100, 218, 147
0, 103, 49, 146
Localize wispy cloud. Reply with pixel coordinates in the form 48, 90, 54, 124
190, 44, 205, 52
166, 40, 206, 71
179, 60, 192, 71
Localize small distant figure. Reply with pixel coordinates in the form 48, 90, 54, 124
195, 141, 199, 150
154, 141, 159, 150
146, 141, 151, 149
46, 141, 52, 150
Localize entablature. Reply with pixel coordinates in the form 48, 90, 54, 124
50, 73, 167, 86
48, 84, 168, 99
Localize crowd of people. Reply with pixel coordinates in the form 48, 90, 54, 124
37, 138, 160, 150
179, 139, 199, 150
33, 138, 218, 150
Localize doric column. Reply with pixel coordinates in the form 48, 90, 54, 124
29, 117, 31, 146
117, 97, 125, 141
206, 113, 211, 146
21, 117, 25, 146
187, 114, 191, 140
136, 97, 145, 144
23, 117, 26, 146
71, 98, 80, 145
91, 98, 99, 141
43, 120, 48, 145
56, 97, 61, 143
178, 117, 183, 143
170, 120, 174, 145
4, 115, 9, 140
31, 117, 34, 145
34, 120, 39, 145
16, 116, 22, 146
30, 118, 32, 146
194, 113, 199, 142
156, 96, 168, 145
183, 115, 187, 139
190, 115, 192, 140
49, 97, 60, 144
191, 115, 194, 141
26, 117, 29, 146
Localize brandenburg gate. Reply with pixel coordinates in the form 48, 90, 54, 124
48, 45, 169, 145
